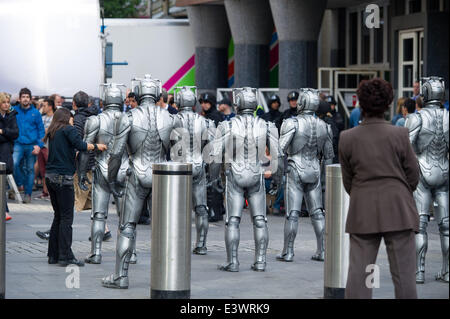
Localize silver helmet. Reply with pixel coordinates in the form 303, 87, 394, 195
420, 76, 445, 105
233, 87, 257, 113
131, 74, 162, 103
297, 88, 320, 114
100, 83, 125, 109
175, 86, 197, 111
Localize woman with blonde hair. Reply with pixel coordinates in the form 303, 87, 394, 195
392, 96, 406, 125
0, 92, 19, 221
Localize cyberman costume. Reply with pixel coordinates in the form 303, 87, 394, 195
102, 75, 178, 289
405, 76, 449, 283
78, 83, 129, 265
212, 87, 281, 272
276, 88, 334, 262
171, 86, 216, 255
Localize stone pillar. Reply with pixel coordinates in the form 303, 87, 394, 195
187, 5, 230, 93
224, 0, 274, 88
270, 0, 327, 110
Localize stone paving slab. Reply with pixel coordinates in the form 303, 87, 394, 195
3, 193, 449, 299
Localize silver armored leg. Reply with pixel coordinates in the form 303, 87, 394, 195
416, 215, 428, 284
277, 210, 300, 262
252, 216, 268, 271
86, 171, 110, 264
193, 205, 209, 255
435, 191, 449, 283
413, 181, 432, 283
219, 216, 240, 272
102, 223, 135, 289
102, 171, 146, 289
277, 169, 303, 262
85, 212, 106, 264
310, 208, 325, 261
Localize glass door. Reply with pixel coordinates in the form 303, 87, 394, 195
398, 29, 423, 98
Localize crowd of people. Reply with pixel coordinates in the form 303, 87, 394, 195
1, 76, 448, 297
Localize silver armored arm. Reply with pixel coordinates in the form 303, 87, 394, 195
404, 113, 422, 153
322, 123, 335, 166
78, 116, 100, 191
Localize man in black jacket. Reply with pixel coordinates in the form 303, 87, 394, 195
280, 91, 299, 127
200, 92, 223, 126
260, 94, 283, 131
199, 92, 225, 222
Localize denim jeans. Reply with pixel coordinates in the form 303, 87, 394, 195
46, 175, 76, 261
13, 144, 36, 195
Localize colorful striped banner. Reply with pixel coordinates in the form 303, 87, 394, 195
163, 54, 195, 92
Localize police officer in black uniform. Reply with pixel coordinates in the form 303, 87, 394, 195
260, 94, 283, 131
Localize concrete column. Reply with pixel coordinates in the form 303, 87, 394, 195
187, 5, 231, 93
224, 0, 274, 88
270, 0, 327, 110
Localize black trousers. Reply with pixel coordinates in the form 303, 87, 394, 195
46, 176, 76, 261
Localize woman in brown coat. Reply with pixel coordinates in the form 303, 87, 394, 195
338, 78, 420, 299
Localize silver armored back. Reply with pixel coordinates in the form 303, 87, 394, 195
80, 83, 127, 265
214, 87, 281, 272
103, 74, 179, 289
277, 88, 334, 263
405, 76, 449, 284
173, 86, 215, 255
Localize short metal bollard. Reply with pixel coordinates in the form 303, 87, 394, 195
151, 163, 192, 299
0, 162, 6, 299
324, 164, 350, 299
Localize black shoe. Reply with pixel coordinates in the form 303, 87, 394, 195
103, 231, 112, 241
48, 257, 58, 264
138, 217, 151, 225
58, 258, 85, 267
36, 230, 50, 240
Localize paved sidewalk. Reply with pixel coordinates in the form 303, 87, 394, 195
3, 193, 449, 299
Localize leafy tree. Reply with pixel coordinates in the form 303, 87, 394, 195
100, 0, 146, 18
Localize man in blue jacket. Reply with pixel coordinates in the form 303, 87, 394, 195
13, 88, 45, 203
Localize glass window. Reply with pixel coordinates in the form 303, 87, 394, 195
403, 65, 413, 87
395, 0, 405, 15
428, 0, 440, 12
349, 12, 358, 65
361, 10, 370, 64
409, 0, 421, 13
403, 38, 413, 61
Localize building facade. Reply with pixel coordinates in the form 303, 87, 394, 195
176, 0, 448, 117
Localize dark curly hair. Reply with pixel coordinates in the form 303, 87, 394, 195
357, 78, 393, 118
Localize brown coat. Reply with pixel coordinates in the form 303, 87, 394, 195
338, 117, 420, 234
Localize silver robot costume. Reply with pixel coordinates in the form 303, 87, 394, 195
171, 86, 216, 255
78, 83, 126, 265
405, 76, 449, 284
276, 88, 334, 262
102, 75, 178, 289
212, 87, 281, 272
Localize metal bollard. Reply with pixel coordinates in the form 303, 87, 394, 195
0, 162, 6, 299
324, 164, 350, 299
151, 163, 192, 299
